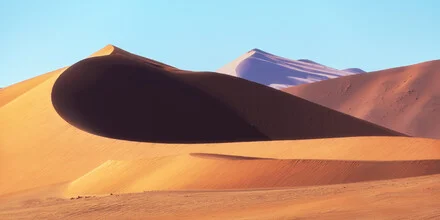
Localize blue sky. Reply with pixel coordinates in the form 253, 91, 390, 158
1, 0, 439, 87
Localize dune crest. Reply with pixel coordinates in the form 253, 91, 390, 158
88, 44, 116, 57
90, 44, 176, 70
0, 45, 131, 108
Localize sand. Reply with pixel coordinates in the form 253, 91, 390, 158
1, 45, 439, 219
284, 59, 440, 139
1, 174, 440, 219
0, 68, 66, 107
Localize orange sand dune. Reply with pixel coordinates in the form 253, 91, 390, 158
284, 59, 440, 139
0, 45, 437, 198
65, 153, 440, 196
52, 54, 402, 143
0, 45, 123, 108
0, 45, 128, 107
0, 68, 66, 107
2, 174, 440, 219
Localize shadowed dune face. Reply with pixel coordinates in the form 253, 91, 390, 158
51, 56, 268, 143
52, 54, 404, 143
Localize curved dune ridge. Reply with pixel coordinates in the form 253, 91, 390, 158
51, 54, 402, 143
0, 45, 125, 105
65, 153, 440, 196
0, 44, 172, 108
0, 45, 121, 108
90, 44, 176, 70
284, 59, 440, 139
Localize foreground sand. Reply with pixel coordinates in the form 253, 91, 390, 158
2, 45, 440, 219
1, 174, 440, 220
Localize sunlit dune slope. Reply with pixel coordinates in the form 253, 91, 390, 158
52, 54, 402, 143
0, 68, 66, 107
284, 59, 440, 139
0, 45, 136, 107
0, 44, 125, 107
66, 153, 440, 196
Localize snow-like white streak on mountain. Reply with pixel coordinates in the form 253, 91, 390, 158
217, 49, 363, 89
343, 68, 367, 74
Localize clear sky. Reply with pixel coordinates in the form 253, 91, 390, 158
1, 0, 439, 87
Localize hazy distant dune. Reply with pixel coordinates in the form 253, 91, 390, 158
284, 59, 440, 139
217, 49, 363, 88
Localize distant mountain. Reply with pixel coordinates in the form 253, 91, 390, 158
217, 49, 363, 89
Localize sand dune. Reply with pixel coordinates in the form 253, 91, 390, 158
52, 54, 401, 143
0, 45, 122, 108
66, 153, 440, 196
0, 68, 66, 107
0, 44, 128, 106
0, 45, 433, 197
2, 45, 440, 219
217, 48, 362, 89
284, 59, 440, 139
